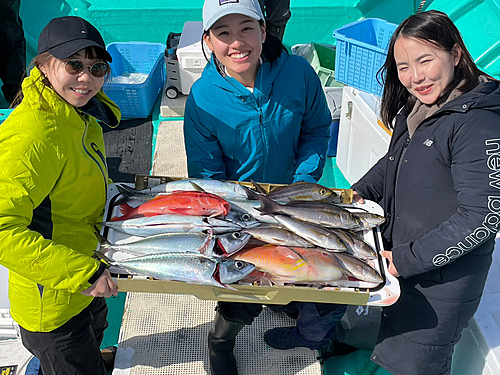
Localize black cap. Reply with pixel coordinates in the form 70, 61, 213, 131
38, 16, 112, 62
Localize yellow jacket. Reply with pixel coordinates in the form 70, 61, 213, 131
0, 67, 120, 332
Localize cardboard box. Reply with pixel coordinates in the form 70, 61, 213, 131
104, 178, 400, 306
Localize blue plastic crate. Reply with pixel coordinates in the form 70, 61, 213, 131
333, 18, 397, 96
103, 42, 166, 118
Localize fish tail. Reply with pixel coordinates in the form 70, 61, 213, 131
114, 184, 138, 205
240, 184, 262, 201
255, 194, 278, 215
109, 203, 135, 221
92, 250, 113, 266
251, 180, 267, 195
94, 231, 112, 248
92, 236, 114, 265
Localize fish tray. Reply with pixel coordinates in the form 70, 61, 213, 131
103, 180, 400, 307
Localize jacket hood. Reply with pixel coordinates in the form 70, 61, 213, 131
200, 50, 288, 98
22, 67, 121, 128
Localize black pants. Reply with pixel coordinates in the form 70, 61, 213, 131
19, 297, 109, 375
0, 0, 26, 103
218, 301, 346, 347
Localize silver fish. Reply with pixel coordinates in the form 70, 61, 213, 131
116, 179, 250, 203
98, 251, 255, 288
225, 198, 278, 224
241, 226, 315, 247
216, 232, 252, 255
257, 195, 363, 230
253, 181, 339, 203
352, 212, 386, 230
223, 209, 261, 229
330, 252, 383, 284
97, 230, 250, 257
273, 215, 347, 251
330, 229, 377, 260
97, 232, 216, 257
101, 213, 247, 237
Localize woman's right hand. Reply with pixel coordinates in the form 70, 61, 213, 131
81, 269, 118, 298
352, 190, 365, 204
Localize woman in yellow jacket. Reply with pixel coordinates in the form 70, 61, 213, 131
0, 16, 120, 374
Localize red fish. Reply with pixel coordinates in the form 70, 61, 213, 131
111, 191, 231, 221
229, 245, 344, 284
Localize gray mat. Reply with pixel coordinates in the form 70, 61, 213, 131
104, 117, 153, 182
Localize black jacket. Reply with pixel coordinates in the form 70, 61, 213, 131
352, 80, 500, 375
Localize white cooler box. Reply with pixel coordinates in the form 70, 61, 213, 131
336, 86, 391, 185
177, 21, 208, 95
0, 265, 9, 310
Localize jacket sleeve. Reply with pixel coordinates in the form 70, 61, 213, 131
184, 93, 228, 180
351, 153, 388, 203
394, 109, 500, 278
0, 130, 102, 293
292, 65, 332, 183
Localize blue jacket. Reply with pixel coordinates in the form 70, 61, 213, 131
183, 51, 331, 184
352, 80, 500, 375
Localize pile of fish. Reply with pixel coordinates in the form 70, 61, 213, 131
97, 179, 386, 289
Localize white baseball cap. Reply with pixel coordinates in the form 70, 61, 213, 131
203, 0, 265, 31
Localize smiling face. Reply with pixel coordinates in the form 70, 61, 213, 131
394, 36, 462, 105
204, 13, 265, 87
40, 49, 106, 108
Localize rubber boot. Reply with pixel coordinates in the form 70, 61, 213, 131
208, 312, 245, 375
101, 346, 117, 372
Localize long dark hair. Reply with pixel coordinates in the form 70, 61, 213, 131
378, 10, 486, 129
202, 20, 287, 64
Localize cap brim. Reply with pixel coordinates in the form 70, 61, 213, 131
204, 10, 262, 31
47, 39, 112, 62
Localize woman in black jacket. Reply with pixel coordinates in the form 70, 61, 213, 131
352, 10, 500, 375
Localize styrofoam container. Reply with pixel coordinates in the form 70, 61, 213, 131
177, 21, 208, 95
0, 265, 9, 309
336, 85, 391, 185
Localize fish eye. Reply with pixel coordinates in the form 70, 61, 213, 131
320, 189, 327, 195
241, 213, 252, 221
232, 232, 242, 239
235, 260, 245, 269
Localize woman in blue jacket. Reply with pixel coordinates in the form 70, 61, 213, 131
183, 0, 341, 374
352, 11, 500, 375
184, 0, 331, 184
